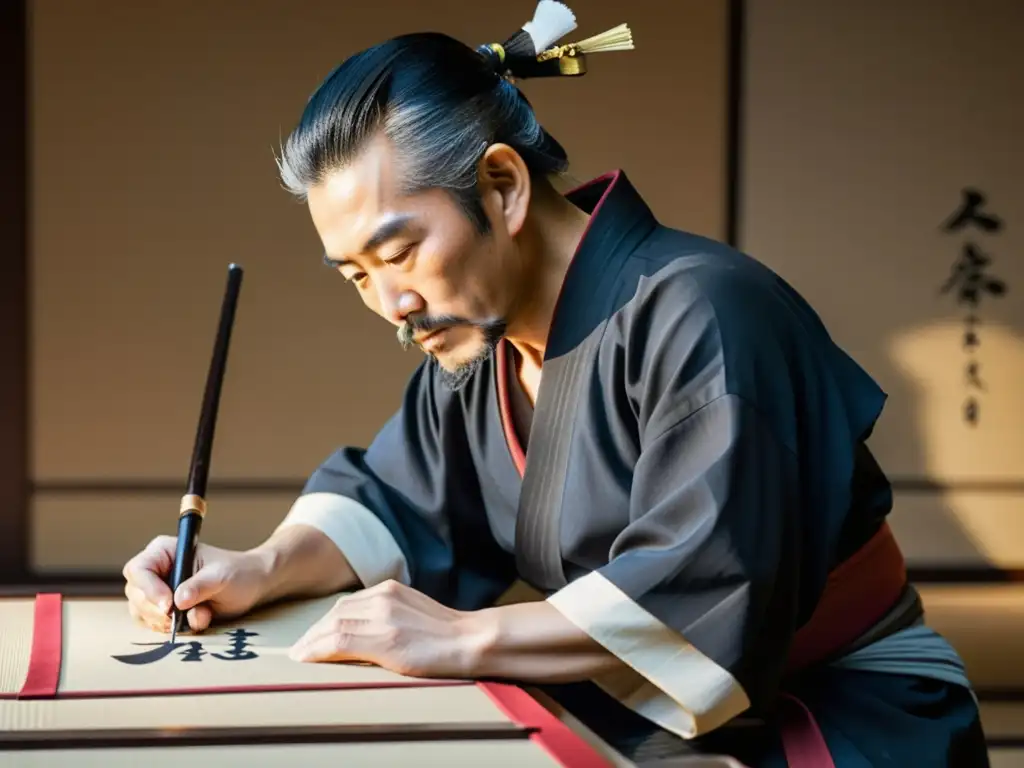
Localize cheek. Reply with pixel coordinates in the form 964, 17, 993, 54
452, 242, 508, 310
419, 233, 496, 302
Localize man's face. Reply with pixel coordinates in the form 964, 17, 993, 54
307, 135, 528, 388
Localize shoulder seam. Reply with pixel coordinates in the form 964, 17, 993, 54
645, 392, 799, 461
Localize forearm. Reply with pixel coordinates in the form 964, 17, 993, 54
251, 524, 359, 605
465, 601, 625, 684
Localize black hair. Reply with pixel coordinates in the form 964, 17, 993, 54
276, 32, 570, 231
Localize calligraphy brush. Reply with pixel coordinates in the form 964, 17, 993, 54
169, 263, 244, 643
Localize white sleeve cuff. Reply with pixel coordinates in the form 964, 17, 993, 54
276, 492, 411, 588
547, 571, 751, 739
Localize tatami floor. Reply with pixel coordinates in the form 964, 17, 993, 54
920, 584, 1024, 766
990, 750, 1024, 768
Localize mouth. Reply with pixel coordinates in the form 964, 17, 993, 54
415, 328, 448, 350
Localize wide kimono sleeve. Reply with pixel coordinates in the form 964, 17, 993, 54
275, 361, 517, 611
547, 271, 808, 740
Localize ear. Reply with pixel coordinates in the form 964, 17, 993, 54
477, 143, 531, 238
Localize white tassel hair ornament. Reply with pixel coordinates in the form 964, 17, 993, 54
481, 1, 634, 79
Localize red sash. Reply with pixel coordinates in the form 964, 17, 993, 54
777, 522, 907, 767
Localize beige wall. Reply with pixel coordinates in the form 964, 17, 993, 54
739, 0, 1024, 569
28, 0, 730, 571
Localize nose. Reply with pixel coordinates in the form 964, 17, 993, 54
376, 278, 424, 326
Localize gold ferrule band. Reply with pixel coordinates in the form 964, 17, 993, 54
180, 494, 207, 518
558, 53, 586, 75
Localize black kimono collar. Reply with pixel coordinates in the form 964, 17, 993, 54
564, 170, 659, 271
545, 170, 659, 359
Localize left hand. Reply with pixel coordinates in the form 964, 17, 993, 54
287, 580, 487, 678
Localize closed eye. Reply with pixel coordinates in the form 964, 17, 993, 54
384, 244, 415, 266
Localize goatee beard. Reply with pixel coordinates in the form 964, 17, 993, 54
397, 315, 507, 391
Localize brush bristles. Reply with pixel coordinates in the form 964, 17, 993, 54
522, 0, 578, 53
574, 23, 634, 54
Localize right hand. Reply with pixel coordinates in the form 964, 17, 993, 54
122, 536, 272, 634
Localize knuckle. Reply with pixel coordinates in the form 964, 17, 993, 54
122, 555, 143, 580
331, 617, 349, 635
381, 625, 401, 648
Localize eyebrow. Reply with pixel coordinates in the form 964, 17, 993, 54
322, 214, 416, 268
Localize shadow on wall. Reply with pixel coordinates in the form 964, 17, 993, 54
882, 320, 1024, 572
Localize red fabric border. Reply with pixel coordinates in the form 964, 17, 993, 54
495, 341, 527, 476
494, 171, 623, 481
0, 679, 472, 701
477, 682, 612, 768
17, 592, 63, 699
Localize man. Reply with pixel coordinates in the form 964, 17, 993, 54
122, 5, 989, 766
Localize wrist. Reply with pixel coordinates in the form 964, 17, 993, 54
248, 523, 359, 606
451, 601, 623, 684
246, 538, 286, 607
454, 607, 500, 678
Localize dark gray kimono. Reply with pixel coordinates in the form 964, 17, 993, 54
279, 172, 988, 766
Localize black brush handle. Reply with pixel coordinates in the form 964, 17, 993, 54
168, 263, 243, 635
170, 510, 203, 634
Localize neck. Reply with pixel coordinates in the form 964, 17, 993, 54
503, 180, 590, 369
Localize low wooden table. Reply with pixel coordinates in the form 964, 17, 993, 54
0, 589, 742, 768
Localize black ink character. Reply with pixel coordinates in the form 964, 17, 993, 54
938, 188, 1007, 427
179, 642, 208, 662
211, 628, 260, 661
965, 361, 985, 390
942, 188, 1003, 233
964, 396, 979, 426
962, 315, 980, 350
939, 244, 1007, 306
112, 640, 207, 665
111, 628, 261, 665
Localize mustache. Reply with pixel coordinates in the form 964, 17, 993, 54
396, 314, 507, 350
396, 315, 470, 350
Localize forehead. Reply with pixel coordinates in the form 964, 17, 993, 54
307, 136, 403, 257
